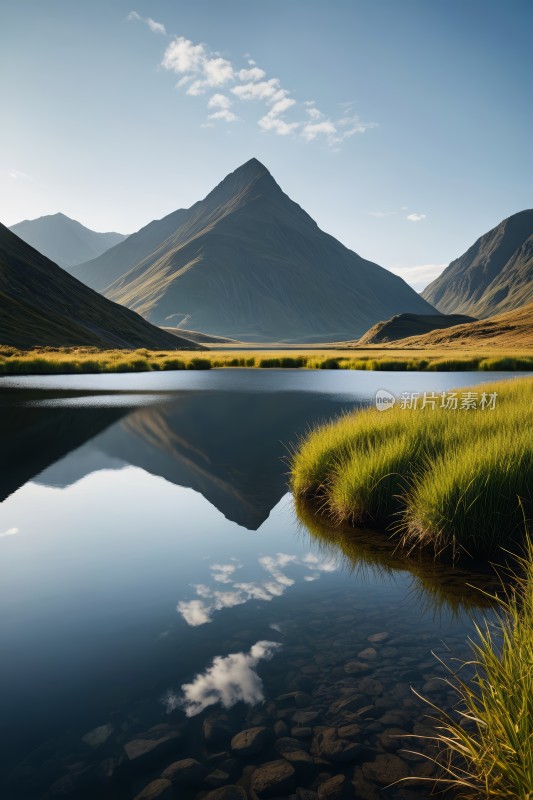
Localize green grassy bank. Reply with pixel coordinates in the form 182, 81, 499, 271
415, 543, 533, 799
290, 376, 533, 561
0, 346, 533, 375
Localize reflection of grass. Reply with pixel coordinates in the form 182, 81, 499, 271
0, 345, 532, 374
413, 540, 533, 799
291, 377, 533, 561
295, 496, 498, 615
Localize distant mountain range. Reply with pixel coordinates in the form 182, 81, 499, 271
9, 212, 127, 272
422, 210, 533, 318
358, 313, 476, 344
0, 223, 198, 349
71, 158, 437, 342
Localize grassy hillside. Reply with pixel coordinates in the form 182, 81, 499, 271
71, 159, 437, 342
358, 312, 476, 344
422, 210, 533, 317
381, 302, 533, 349
0, 223, 199, 350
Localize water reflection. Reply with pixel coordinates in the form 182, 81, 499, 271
295, 496, 500, 613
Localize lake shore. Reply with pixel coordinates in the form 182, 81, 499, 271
1, 345, 532, 375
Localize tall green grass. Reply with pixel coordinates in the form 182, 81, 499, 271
409, 540, 533, 799
290, 377, 533, 560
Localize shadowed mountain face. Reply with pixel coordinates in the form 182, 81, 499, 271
72, 159, 436, 342
422, 209, 533, 317
9, 213, 127, 272
358, 312, 476, 344
0, 224, 199, 349
10, 389, 360, 529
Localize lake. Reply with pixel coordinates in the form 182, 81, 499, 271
0, 369, 523, 800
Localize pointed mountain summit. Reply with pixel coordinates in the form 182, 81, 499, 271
73, 159, 437, 342
9, 212, 128, 272
0, 223, 199, 349
422, 210, 533, 317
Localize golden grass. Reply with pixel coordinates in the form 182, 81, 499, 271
290, 377, 533, 561
0, 345, 532, 374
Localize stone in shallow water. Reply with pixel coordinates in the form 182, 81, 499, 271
317, 774, 354, 800
293, 709, 320, 725
204, 786, 248, 800
357, 648, 378, 661
81, 723, 114, 748
344, 661, 371, 675
250, 759, 296, 798
231, 726, 273, 756
379, 728, 409, 752
357, 678, 384, 697
311, 728, 362, 763
205, 769, 231, 788
367, 632, 389, 643
133, 778, 173, 800
361, 753, 409, 785
204, 712, 235, 746
124, 730, 180, 767
161, 757, 207, 785
274, 720, 289, 737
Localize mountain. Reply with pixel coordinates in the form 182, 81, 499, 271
72, 158, 437, 342
377, 302, 533, 349
0, 223, 199, 349
358, 312, 476, 344
421, 210, 533, 317
9, 213, 127, 272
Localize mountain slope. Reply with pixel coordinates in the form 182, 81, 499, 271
358, 313, 476, 344
380, 303, 533, 349
9, 213, 127, 272
72, 158, 437, 342
421, 210, 533, 317
0, 223, 199, 349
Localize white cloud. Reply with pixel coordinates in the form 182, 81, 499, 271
166, 641, 281, 717
154, 27, 377, 145
0, 527, 19, 539
177, 551, 337, 627
177, 599, 212, 626
407, 213, 427, 222
237, 67, 266, 82
127, 11, 166, 35
211, 562, 240, 583
306, 107, 324, 120
162, 36, 206, 74
207, 93, 232, 110
7, 170, 29, 180
208, 109, 238, 122
302, 120, 337, 142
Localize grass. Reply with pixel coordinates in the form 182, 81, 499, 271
409, 540, 533, 799
0, 345, 532, 375
290, 376, 533, 561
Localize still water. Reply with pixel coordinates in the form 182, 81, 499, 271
0, 370, 520, 800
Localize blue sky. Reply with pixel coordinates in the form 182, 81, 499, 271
1, 0, 531, 289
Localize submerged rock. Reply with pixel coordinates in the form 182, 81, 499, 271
133, 778, 173, 800
124, 729, 180, 767
361, 753, 409, 785
311, 728, 362, 763
250, 759, 296, 798
204, 786, 248, 800
81, 723, 114, 748
231, 726, 273, 756
161, 757, 206, 785
317, 774, 354, 800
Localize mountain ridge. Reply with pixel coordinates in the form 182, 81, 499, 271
72, 158, 437, 342
421, 210, 533, 317
9, 212, 128, 272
